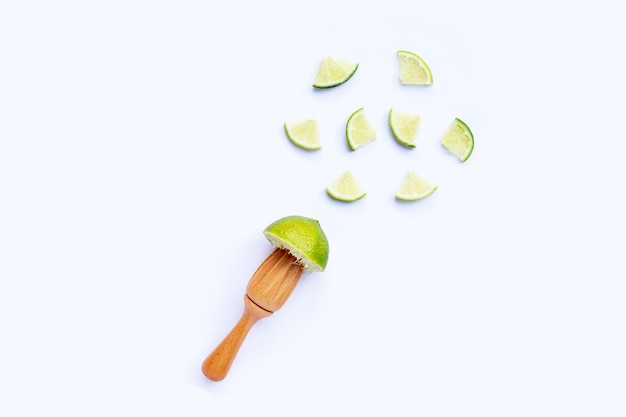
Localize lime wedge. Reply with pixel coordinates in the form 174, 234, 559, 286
395, 171, 437, 201
284, 119, 321, 150
326, 171, 366, 202
388, 108, 421, 148
263, 215, 329, 272
346, 107, 376, 151
313, 57, 359, 89
397, 50, 433, 85
442, 118, 474, 162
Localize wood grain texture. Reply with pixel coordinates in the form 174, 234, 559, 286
201, 295, 271, 381
246, 248, 303, 312
202, 248, 305, 381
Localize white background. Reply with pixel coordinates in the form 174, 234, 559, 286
1, 1, 625, 416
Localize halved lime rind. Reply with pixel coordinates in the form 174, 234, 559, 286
284, 119, 322, 150
346, 107, 377, 151
395, 171, 437, 201
313, 57, 359, 89
397, 50, 433, 85
263, 215, 329, 272
442, 118, 474, 162
326, 171, 366, 202
389, 108, 421, 148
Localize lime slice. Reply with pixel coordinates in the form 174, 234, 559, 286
263, 215, 329, 272
326, 171, 366, 202
395, 171, 437, 201
397, 50, 433, 85
346, 107, 377, 151
313, 57, 359, 89
442, 118, 474, 162
388, 108, 421, 148
284, 119, 321, 150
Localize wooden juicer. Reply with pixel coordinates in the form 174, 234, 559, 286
201, 215, 329, 381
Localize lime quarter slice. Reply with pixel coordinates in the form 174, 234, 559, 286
313, 57, 359, 89
389, 108, 421, 148
346, 107, 377, 151
397, 50, 433, 85
326, 170, 366, 202
284, 118, 321, 150
263, 215, 329, 272
395, 171, 437, 201
442, 118, 474, 162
